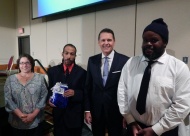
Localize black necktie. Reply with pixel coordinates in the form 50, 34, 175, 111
65, 67, 69, 82
136, 61, 156, 115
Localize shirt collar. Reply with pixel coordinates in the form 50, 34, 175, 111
63, 63, 74, 73
141, 50, 167, 64
102, 50, 115, 59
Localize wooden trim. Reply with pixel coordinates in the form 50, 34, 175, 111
0, 64, 18, 70
34, 66, 48, 74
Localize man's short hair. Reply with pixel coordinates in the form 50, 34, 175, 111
63, 43, 77, 55
98, 28, 115, 41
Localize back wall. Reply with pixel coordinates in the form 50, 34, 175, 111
1, 0, 190, 69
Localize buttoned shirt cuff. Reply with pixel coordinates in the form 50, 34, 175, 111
123, 113, 135, 124
152, 123, 164, 136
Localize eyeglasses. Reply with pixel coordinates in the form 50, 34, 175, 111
19, 62, 31, 65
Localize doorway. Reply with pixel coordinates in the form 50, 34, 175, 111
18, 36, 30, 56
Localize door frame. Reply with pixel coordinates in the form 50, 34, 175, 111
18, 35, 30, 56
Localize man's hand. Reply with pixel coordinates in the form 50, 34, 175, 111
48, 98, 56, 107
128, 122, 142, 136
123, 118, 127, 128
85, 112, 92, 125
137, 127, 158, 136
64, 89, 75, 97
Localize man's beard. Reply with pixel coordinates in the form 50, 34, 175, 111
63, 59, 74, 65
142, 46, 165, 60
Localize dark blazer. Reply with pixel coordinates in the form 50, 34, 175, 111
48, 63, 86, 128
84, 51, 129, 125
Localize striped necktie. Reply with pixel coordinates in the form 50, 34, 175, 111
102, 57, 109, 86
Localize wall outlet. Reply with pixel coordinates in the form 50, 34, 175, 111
183, 57, 188, 64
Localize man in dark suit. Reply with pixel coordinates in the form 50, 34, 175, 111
84, 28, 129, 136
48, 44, 86, 136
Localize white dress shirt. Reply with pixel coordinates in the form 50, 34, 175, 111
117, 51, 190, 136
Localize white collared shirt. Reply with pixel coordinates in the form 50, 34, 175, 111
117, 51, 190, 135
101, 50, 114, 77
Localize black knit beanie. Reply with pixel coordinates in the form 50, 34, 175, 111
143, 18, 169, 44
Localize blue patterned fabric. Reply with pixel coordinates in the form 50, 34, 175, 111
4, 73, 48, 129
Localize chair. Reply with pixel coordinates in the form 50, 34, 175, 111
0, 56, 14, 77
48, 59, 62, 68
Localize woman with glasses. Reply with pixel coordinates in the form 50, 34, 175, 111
4, 53, 48, 136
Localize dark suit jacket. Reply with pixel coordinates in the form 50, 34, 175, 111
84, 51, 129, 124
48, 63, 86, 128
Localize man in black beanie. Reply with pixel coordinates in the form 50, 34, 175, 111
117, 18, 190, 136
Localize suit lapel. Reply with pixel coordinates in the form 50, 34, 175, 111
109, 52, 119, 72
65, 64, 79, 86
105, 52, 119, 86
94, 54, 104, 87
69, 64, 77, 81
57, 64, 66, 83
